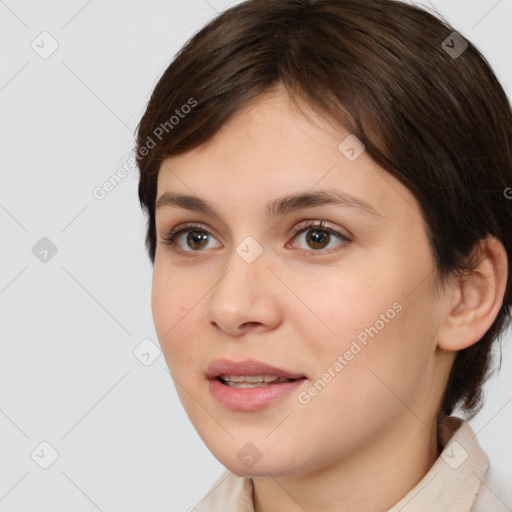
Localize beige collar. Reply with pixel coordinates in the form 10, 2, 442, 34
194, 416, 489, 512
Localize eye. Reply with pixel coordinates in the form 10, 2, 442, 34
160, 220, 351, 255
161, 223, 221, 252
288, 220, 351, 254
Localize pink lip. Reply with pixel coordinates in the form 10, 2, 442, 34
206, 358, 307, 411
206, 358, 306, 380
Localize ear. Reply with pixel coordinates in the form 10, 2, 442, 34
437, 235, 508, 351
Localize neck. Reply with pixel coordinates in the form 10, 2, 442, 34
252, 416, 440, 512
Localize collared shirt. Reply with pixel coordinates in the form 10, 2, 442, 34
192, 416, 509, 512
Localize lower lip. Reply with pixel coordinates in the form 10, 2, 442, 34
209, 377, 306, 411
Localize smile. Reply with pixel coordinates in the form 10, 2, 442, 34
218, 375, 295, 387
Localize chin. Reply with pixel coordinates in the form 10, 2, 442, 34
227, 462, 287, 478
217, 451, 304, 479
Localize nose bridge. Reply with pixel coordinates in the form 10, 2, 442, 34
205, 235, 278, 332
215, 235, 267, 301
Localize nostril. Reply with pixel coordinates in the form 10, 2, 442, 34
242, 322, 261, 329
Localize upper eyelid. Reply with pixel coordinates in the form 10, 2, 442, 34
167, 221, 221, 240
164, 219, 344, 238
292, 219, 346, 234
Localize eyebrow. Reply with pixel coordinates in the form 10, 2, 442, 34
155, 189, 382, 219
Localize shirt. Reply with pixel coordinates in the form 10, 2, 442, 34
191, 416, 510, 512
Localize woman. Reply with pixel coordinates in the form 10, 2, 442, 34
135, 0, 512, 510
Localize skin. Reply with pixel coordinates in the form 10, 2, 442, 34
151, 85, 508, 512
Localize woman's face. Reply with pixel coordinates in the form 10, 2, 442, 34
152, 87, 455, 477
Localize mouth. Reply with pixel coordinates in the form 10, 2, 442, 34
216, 374, 299, 388
206, 358, 306, 379
206, 358, 308, 411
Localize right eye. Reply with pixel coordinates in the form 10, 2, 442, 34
161, 223, 223, 253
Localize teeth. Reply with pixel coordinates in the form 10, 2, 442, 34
224, 375, 245, 383
226, 382, 271, 388
242, 375, 265, 383
219, 375, 293, 385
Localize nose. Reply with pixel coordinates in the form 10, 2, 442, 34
204, 247, 283, 336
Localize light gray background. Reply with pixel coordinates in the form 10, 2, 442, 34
0, 1, 511, 511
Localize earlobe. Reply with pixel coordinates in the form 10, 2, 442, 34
437, 236, 508, 352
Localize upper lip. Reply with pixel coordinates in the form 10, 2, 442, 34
206, 358, 306, 380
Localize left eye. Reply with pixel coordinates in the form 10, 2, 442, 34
289, 221, 350, 252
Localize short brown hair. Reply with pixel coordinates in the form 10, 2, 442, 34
135, 0, 512, 420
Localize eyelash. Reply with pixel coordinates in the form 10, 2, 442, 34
161, 220, 351, 256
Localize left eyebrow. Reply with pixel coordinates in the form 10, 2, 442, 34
155, 189, 383, 219
267, 189, 383, 218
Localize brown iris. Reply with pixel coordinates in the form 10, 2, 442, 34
306, 229, 330, 250
186, 231, 209, 250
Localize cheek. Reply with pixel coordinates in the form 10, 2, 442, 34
294, 314, 424, 453
336, 307, 433, 419
296, 270, 396, 353
151, 266, 198, 370
298, 264, 434, 399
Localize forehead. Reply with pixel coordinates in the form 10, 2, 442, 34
156, 89, 421, 225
